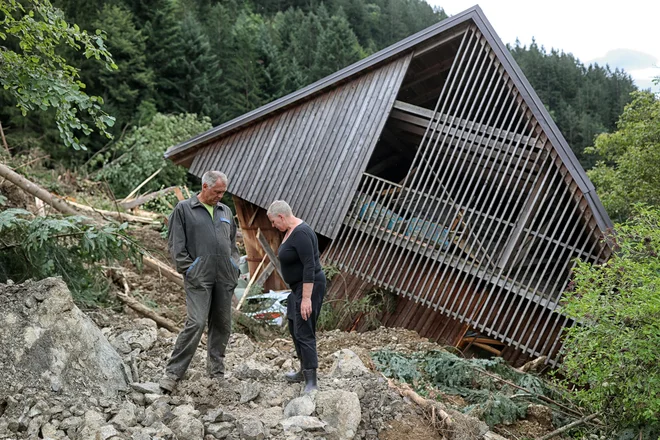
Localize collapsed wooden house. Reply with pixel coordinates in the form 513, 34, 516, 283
164, 6, 612, 365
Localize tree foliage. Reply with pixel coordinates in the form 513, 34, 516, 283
93, 113, 212, 198
586, 91, 660, 222
0, 0, 116, 150
509, 41, 637, 168
0, 208, 141, 305
560, 206, 660, 433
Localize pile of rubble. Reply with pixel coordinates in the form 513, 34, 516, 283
0, 277, 499, 440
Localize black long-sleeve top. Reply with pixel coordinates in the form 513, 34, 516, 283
278, 222, 323, 288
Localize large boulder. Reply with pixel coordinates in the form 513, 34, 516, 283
0, 278, 129, 397
315, 390, 361, 440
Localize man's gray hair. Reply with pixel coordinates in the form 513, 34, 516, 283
267, 200, 293, 217
201, 170, 228, 187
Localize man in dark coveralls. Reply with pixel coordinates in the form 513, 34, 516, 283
159, 170, 240, 393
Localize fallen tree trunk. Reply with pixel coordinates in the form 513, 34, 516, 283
143, 256, 184, 288
0, 162, 79, 216
65, 199, 159, 224
119, 186, 177, 210
108, 269, 181, 333
1, 165, 181, 289
117, 291, 181, 333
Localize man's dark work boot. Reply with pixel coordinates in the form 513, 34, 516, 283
285, 369, 304, 383
302, 369, 318, 393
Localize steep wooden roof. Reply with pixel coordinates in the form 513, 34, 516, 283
165, 6, 612, 238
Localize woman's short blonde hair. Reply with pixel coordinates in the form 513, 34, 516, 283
267, 200, 293, 217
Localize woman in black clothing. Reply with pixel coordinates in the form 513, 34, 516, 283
267, 200, 326, 393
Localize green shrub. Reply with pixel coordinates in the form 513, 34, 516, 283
92, 113, 212, 198
559, 206, 660, 432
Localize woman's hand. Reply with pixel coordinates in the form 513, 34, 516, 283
300, 297, 312, 321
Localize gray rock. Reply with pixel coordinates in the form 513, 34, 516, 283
99, 424, 119, 440
203, 408, 224, 424
49, 405, 65, 417
233, 359, 275, 380
0, 278, 128, 397
77, 409, 108, 439
206, 422, 234, 439
109, 319, 158, 354
258, 407, 283, 429
130, 382, 162, 395
145, 421, 175, 439
221, 411, 236, 423
40, 422, 59, 439
280, 416, 326, 432
238, 381, 261, 404
144, 394, 165, 407
110, 401, 137, 430
283, 395, 315, 418
59, 416, 83, 433
130, 428, 153, 440
237, 417, 264, 440
228, 334, 256, 359
171, 403, 200, 418
316, 390, 361, 440
328, 350, 369, 378
28, 401, 48, 417
143, 400, 173, 427
130, 391, 146, 406
169, 414, 204, 440
27, 415, 46, 438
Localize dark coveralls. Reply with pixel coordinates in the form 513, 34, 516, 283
279, 222, 326, 370
165, 195, 240, 379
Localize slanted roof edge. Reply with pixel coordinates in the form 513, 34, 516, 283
163, 6, 480, 161
470, 12, 613, 231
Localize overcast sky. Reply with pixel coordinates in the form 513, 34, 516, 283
426, 0, 660, 91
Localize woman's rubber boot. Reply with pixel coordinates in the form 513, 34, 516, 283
284, 369, 304, 383
302, 369, 318, 394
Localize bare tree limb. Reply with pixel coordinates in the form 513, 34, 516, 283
536, 413, 600, 440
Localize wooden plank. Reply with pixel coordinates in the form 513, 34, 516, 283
393, 100, 537, 149
256, 228, 285, 283
298, 66, 376, 229
460, 337, 506, 346
324, 56, 412, 237
254, 262, 276, 288
263, 98, 317, 205
247, 205, 259, 227
237, 254, 268, 310
174, 187, 185, 201
235, 197, 287, 291
496, 168, 550, 268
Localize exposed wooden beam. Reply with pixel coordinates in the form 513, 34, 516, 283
401, 57, 454, 90
393, 100, 535, 149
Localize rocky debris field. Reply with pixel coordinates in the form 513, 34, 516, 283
0, 277, 562, 440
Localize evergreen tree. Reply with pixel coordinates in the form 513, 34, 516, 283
509, 40, 636, 167
311, 8, 364, 80
160, 12, 227, 123
93, 4, 156, 131
140, 0, 185, 113
225, 12, 270, 116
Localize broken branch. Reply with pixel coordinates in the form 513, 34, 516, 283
536, 413, 600, 440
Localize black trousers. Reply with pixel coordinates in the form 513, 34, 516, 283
287, 274, 326, 370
